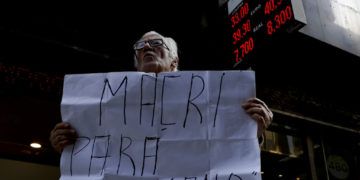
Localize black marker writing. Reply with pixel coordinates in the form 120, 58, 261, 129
141, 137, 160, 176
213, 72, 225, 127
229, 173, 243, 180
140, 75, 157, 126
99, 77, 128, 126
170, 174, 209, 180
183, 74, 204, 128
160, 75, 180, 126
117, 135, 136, 175
70, 136, 91, 176
88, 135, 111, 176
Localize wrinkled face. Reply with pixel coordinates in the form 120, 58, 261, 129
134, 33, 177, 73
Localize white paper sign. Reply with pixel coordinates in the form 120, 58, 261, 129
60, 71, 261, 180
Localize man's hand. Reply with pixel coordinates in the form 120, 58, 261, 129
49, 122, 78, 153
242, 98, 273, 137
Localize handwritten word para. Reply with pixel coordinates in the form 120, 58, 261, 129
68, 135, 159, 177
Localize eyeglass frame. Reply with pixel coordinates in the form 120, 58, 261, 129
133, 39, 170, 51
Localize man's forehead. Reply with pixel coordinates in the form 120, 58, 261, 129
140, 33, 163, 41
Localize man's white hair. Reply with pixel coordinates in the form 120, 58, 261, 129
134, 31, 179, 68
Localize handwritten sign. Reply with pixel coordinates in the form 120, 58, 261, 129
60, 71, 261, 180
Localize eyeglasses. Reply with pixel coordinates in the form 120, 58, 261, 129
133, 39, 169, 51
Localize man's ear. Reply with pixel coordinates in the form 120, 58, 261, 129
170, 58, 179, 71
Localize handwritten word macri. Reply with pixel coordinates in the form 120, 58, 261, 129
60, 71, 261, 180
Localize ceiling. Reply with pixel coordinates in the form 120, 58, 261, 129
0, 1, 360, 166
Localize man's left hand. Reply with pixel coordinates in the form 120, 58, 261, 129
242, 98, 273, 137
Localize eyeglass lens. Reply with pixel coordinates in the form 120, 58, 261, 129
134, 39, 163, 50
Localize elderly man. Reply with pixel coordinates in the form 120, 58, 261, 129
50, 31, 273, 153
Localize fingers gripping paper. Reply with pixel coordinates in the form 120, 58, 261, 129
60, 71, 261, 180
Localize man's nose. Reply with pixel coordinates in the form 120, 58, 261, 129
143, 41, 152, 49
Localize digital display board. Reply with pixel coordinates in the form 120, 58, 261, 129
225, 0, 306, 68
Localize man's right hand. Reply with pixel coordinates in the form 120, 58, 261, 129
49, 122, 78, 153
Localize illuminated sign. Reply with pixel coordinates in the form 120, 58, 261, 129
225, 0, 306, 68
